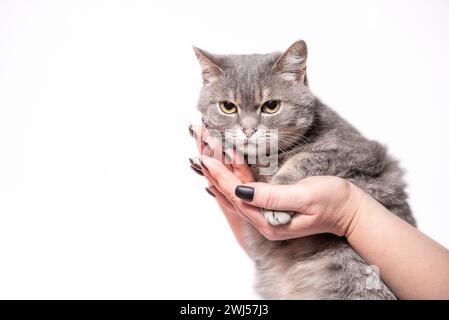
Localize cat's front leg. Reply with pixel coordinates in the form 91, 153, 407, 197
262, 170, 300, 226
261, 155, 309, 226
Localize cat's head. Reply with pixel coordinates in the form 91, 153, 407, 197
194, 40, 316, 156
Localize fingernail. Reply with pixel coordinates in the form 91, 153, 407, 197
223, 151, 232, 164
190, 165, 203, 176
205, 187, 215, 197
189, 158, 202, 171
189, 125, 197, 138
235, 185, 254, 201
199, 158, 209, 171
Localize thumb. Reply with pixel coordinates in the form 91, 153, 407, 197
234, 182, 309, 212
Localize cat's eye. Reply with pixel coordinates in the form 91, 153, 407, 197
219, 101, 238, 114
261, 100, 281, 114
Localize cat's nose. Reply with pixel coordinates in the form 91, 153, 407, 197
243, 128, 256, 138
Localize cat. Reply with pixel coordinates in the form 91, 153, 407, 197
193, 40, 416, 299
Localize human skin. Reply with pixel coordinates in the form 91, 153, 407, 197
189, 125, 449, 300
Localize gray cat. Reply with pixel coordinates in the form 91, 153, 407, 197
194, 40, 416, 299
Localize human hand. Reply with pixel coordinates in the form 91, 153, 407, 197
189, 126, 449, 299
193, 151, 365, 241
189, 125, 256, 253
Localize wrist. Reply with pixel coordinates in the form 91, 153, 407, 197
340, 182, 367, 238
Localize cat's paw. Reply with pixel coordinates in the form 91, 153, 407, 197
263, 209, 293, 226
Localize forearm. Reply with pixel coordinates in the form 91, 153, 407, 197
346, 193, 449, 299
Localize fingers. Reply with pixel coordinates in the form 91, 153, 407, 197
195, 156, 321, 241
262, 214, 320, 241
190, 125, 219, 160
190, 133, 323, 241
189, 124, 207, 151
201, 166, 226, 196
232, 163, 254, 184
200, 155, 269, 225
190, 125, 254, 179
190, 125, 234, 172
224, 147, 255, 184
200, 155, 243, 203
235, 182, 312, 212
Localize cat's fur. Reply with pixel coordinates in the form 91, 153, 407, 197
194, 40, 415, 299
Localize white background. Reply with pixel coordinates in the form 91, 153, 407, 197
0, 0, 448, 299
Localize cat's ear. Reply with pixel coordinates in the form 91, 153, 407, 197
273, 40, 308, 84
193, 47, 223, 85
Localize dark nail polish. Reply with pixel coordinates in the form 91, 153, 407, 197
189, 125, 197, 138
190, 165, 203, 176
189, 158, 202, 171
235, 185, 254, 201
223, 151, 232, 164
205, 187, 215, 197
199, 159, 209, 171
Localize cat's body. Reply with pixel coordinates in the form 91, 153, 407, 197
246, 100, 414, 299
194, 40, 415, 299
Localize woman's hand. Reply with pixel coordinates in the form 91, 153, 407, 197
190, 125, 449, 299
189, 125, 364, 242
198, 155, 364, 241
189, 125, 449, 299
189, 125, 256, 253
